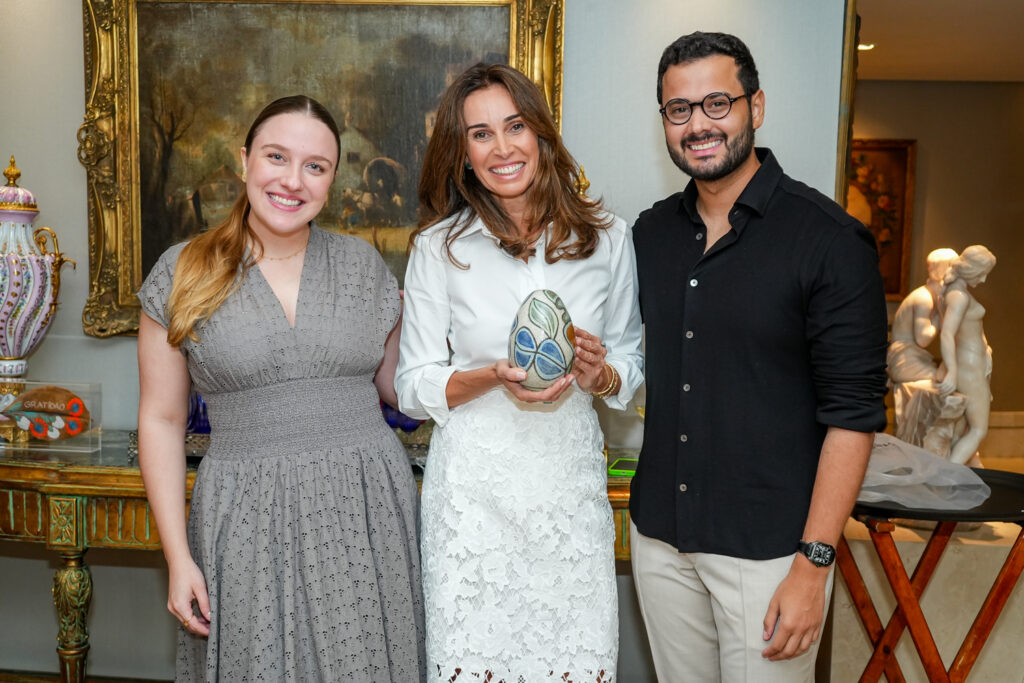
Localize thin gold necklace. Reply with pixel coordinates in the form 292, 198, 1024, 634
258, 236, 309, 262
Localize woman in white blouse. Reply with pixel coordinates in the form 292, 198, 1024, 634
395, 63, 643, 680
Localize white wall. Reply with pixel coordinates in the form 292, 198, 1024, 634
0, 1, 847, 678
1, 2, 141, 430
561, 0, 845, 222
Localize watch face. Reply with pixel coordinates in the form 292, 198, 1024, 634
803, 541, 836, 567
812, 544, 835, 566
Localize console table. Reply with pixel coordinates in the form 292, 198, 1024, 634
0, 434, 632, 682
0, 433, 195, 682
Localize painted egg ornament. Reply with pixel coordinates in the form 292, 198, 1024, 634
0, 385, 91, 440
508, 289, 576, 390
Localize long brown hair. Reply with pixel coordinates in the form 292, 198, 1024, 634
414, 63, 610, 266
165, 95, 340, 345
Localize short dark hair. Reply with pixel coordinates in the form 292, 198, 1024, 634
657, 32, 759, 104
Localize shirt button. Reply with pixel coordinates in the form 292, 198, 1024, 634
679, 434, 688, 442
695, 232, 704, 240
679, 483, 688, 492
685, 330, 694, 339
683, 383, 691, 392
689, 278, 698, 287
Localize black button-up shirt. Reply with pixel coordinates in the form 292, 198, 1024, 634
630, 148, 888, 560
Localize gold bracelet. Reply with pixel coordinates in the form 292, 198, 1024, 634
590, 364, 614, 397
599, 365, 621, 398
592, 364, 619, 398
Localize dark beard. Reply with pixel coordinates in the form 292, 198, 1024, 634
668, 119, 755, 181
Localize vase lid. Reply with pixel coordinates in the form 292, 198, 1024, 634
0, 156, 39, 214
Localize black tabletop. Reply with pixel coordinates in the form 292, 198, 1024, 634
853, 468, 1024, 523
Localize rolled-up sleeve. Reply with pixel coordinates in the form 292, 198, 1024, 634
807, 223, 888, 432
395, 231, 458, 426
600, 218, 644, 410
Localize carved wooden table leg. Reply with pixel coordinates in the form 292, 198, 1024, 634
52, 550, 92, 683
861, 520, 954, 682
949, 524, 1024, 682
868, 521, 953, 682
835, 536, 906, 683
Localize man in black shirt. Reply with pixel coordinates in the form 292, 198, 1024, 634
630, 32, 887, 682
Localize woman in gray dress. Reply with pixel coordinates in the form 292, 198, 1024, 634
137, 95, 425, 681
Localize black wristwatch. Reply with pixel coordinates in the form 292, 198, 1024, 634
797, 540, 836, 568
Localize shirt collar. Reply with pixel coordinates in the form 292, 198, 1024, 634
452, 212, 501, 245
457, 212, 551, 249
677, 147, 782, 223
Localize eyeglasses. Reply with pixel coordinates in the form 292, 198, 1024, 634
659, 92, 750, 126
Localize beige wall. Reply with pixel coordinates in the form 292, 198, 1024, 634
852, 80, 1024, 412
1, 0, 848, 679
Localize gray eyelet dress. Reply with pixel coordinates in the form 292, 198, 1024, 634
138, 226, 425, 682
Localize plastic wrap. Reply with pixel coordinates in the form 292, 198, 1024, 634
858, 433, 990, 510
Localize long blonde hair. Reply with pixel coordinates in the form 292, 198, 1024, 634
165, 95, 341, 345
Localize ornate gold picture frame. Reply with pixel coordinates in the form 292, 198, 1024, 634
78, 0, 565, 337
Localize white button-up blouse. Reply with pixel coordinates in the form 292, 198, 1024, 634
395, 212, 644, 427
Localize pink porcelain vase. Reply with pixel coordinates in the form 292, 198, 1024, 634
0, 156, 73, 378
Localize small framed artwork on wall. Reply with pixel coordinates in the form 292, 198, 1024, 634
846, 138, 917, 300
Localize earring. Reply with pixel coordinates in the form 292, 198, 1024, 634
464, 160, 472, 171
241, 169, 247, 182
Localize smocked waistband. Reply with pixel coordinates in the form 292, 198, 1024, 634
203, 376, 391, 458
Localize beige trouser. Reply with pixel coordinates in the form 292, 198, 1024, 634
630, 521, 833, 683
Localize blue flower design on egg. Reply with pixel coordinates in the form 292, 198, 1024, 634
507, 290, 575, 390
513, 326, 569, 380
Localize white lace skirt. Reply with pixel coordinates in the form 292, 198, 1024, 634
420, 387, 617, 682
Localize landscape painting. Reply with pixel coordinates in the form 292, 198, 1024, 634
136, 2, 511, 284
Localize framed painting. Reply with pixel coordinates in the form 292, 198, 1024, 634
78, 0, 565, 337
846, 138, 917, 300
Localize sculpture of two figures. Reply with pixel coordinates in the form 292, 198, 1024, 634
888, 245, 996, 465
